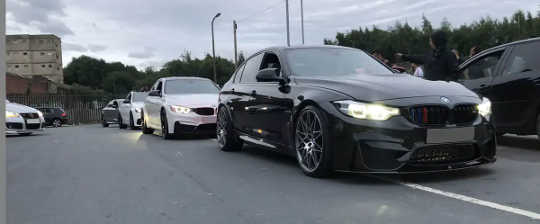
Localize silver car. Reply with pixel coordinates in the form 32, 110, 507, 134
5, 100, 45, 135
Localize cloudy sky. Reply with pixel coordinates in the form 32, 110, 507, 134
6, 0, 539, 70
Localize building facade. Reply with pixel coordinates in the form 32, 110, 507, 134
6, 34, 64, 83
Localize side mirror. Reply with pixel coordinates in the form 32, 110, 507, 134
149, 90, 161, 97
256, 68, 283, 83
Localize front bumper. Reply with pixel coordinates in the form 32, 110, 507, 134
166, 110, 216, 135
329, 114, 496, 173
5, 117, 44, 135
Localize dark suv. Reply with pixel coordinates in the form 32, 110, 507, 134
36, 107, 68, 127
458, 37, 540, 138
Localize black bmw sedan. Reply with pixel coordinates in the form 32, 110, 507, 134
217, 46, 496, 177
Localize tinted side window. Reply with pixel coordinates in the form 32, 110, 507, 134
503, 42, 540, 76
240, 54, 264, 83
459, 51, 503, 80
155, 82, 163, 92
260, 53, 281, 72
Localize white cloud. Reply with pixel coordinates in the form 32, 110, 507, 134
6, 0, 539, 70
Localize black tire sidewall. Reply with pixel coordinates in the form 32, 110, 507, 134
118, 115, 126, 129
141, 111, 153, 134
295, 106, 333, 177
536, 113, 540, 140
218, 107, 242, 151
161, 112, 172, 139
129, 113, 135, 129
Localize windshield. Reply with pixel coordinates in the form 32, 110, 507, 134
286, 48, 393, 77
164, 79, 219, 94
132, 92, 148, 102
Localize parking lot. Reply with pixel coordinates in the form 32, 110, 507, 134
7, 125, 540, 224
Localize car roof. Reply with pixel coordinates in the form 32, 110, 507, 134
160, 76, 212, 82
253, 45, 359, 55
37, 107, 62, 109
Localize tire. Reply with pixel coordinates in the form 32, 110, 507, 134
141, 111, 153, 134
216, 107, 243, 151
102, 120, 109, 128
129, 113, 136, 130
52, 118, 62, 128
161, 111, 173, 139
536, 113, 540, 142
118, 115, 127, 129
294, 106, 333, 178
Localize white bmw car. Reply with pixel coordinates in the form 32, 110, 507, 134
5, 100, 45, 135
141, 77, 219, 139
118, 91, 148, 129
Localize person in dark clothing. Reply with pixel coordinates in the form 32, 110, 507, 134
395, 31, 458, 81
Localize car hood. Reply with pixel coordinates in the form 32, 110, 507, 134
164, 94, 219, 108
6, 102, 40, 113
295, 74, 477, 101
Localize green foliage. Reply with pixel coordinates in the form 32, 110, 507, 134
324, 10, 540, 62
64, 51, 237, 94
64, 55, 143, 93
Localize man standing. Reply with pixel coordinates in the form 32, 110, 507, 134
396, 31, 458, 81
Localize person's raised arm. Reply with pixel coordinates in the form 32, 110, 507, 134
396, 53, 425, 65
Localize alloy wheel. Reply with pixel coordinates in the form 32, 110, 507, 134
52, 119, 62, 128
295, 109, 324, 172
216, 109, 228, 148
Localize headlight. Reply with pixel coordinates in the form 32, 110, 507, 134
6, 111, 20, 118
477, 97, 492, 119
334, 100, 400, 120
170, 105, 191, 114
134, 108, 141, 113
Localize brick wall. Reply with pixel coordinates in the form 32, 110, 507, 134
6, 73, 29, 94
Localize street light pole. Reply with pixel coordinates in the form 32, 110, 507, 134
211, 13, 221, 82
301, 0, 304, 45
233, 20, 238, 67
285, 0, 290, 47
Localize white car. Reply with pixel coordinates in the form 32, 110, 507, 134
5, 100, 45, 135
118, 91, 148, 129
141, 77, 220, 139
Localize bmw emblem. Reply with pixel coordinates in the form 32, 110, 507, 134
440, 97, 450, 104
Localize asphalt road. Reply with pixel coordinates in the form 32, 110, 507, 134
7, 125, 540, 224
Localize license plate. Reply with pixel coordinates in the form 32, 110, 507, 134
26, 119, 40, 124
426, 127, 474, 144
200, 116, 215, 123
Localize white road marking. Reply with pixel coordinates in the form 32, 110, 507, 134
371, 175, 540, 220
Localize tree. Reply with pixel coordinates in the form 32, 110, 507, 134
64, 55, 144, 93
103, 71, 136, 94
324, 10, 539, 62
